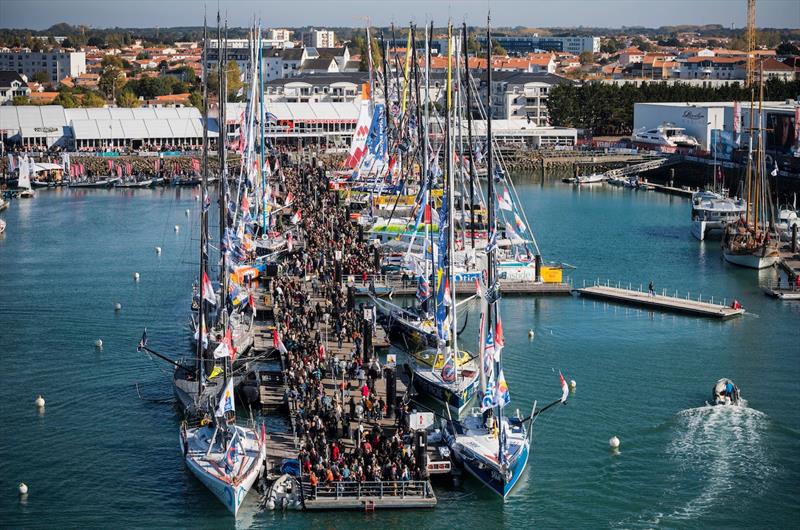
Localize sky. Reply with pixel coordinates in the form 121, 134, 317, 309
0, 0, 798, 30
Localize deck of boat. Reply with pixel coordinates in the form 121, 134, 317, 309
367, 279, 572, 297
576, 284, 745, 318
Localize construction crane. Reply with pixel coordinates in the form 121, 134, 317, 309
746, 0, 756, 87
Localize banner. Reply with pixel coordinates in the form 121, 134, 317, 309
733, 101, 741, 147
711, 129, 735, 161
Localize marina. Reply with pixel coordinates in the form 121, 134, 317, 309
2, 2, 799, 529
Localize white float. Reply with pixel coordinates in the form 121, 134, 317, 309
609, 436, 620, 449
34, 395, 45, 408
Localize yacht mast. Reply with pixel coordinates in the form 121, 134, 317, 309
462, 23, 476, 250
198, 14, 210, 397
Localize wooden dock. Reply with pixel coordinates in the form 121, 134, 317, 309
302, 480, 437, 510
778, 244, 800, 279
576, 284, 745, 318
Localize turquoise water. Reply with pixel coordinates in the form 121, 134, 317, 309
1, 181, 798, 528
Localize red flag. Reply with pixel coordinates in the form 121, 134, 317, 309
559, 371, 569, 403
201, 270, 216, 305
424, 204, 431, 224
290, 210, 301, 224
108, 160, 113, 172
248, 292, 256, 315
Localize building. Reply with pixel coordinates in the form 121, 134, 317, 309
678, 56, 746, 80
0, 105, 215, 149
759, 58, 795, 82
465, 119, 577, 148
0, 50, 86, 84
633, 100, 800, 153
475, 35, 600, 55
0, 71, 30, 105
302, 29, 336, 49
483, 71, 575, 125
263, 73, 367, 104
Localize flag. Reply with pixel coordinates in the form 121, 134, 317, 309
265, 111, 278, 123
481, 378, 496, 412
443, 277, 452, 306
260, 421, 267, 445
416, 276, 431, 302
248, 292, 256, 316
559, 371, 569, 403
484, 229, 498, 254
285, 192, 294, 206
514, 212, 526, 233
505, 222, 525, 244
497, 370, 510, 406
494, 318, 504, 361
483, 328, 495, 380
194, 315, 209, 348
201, 270, 216, 305
273, 330, 287, 354
290, 210, 301, 224
215, 378, 235, 417
136, 328, 148, 352
498, 187, 513, 211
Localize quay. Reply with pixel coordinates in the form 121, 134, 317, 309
352, 274, 572, 297
576, 280, 745, 319
767, 241, 800, 299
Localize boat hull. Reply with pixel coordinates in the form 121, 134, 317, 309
407, 364, 479, 414
722, 251, 780, 269
453, 434, 530, 498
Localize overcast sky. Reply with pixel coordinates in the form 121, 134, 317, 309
1, 0, 798, 30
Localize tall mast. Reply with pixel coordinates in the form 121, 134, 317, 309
380, 32, 391, 135
197, 14, 209, 396
744, 83, 755, 227
426, 22, 436, 320
754, 60, 763, 233
218, 13, 228, 325
366, 24, 375, 106
462, 23, 476, 250
446, 22, 458, 354
258, 26, 267, 231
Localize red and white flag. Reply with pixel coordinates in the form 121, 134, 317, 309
290, 210, 301, 224
201, 270, 216, 305
285, 192, 294, 206
494, 317, 505, 361
559, 371, 569, 403
273, 330, 287, 354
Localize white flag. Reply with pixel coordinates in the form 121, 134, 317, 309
215, 379, 235, 417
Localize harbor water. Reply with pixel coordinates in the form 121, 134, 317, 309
1, 179, 798, 528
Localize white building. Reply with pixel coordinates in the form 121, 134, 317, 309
263, 73, 367, 104
0, 50, 86, 84
302, 29, 336, 49
484, 72, 575, 125
0, 71, 30, 105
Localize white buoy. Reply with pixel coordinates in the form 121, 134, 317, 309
133, 272, 140, 281
174, 225, 180, 232
155, 246, 161, 255
114, 302, 122, 311
18, 483, 28, 495
185, 209, 190, 216
609, 436, 620, 449
194, 195, 199, 201
34, 395, 45, 408
94, 339, 103, 349
528, 329, 535, 340
569, 379, 577, 391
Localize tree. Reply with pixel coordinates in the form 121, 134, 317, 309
631, 36, 654, 52
226, 60, 243, 100
12, 95, 31, 105
99, 65, 126, 100
81, 91, 106, 108
579, 51, 595, 65
87, 36, 105, 48
467, 34, 480, 54
116, 89, 141, 108
101, 55, 124, 69
777, 42, 800, 56
600, 38, 623, 54
188, 90, 203, 110
136, 51, 151, 60
491, 38, 506, 56
32, 71, 50, 84
53, 88, 79, 108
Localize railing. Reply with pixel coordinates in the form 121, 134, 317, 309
583, 278, 735, 309
303, 480, 432, 501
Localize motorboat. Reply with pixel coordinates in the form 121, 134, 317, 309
115, 178, 154, 188
776, 205, 799, 242
264, 474, 303, 511
575, 173, 605, 185
691, 190, 746, 241
632, 122, 700, 148
711, 378, 741, 406
68, 177, 121, 188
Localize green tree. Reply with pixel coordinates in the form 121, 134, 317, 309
81, 91, 106, 107
12, 95, 31, 105
600, 38, 622, 54
776, 41, 800, 56
467, 34, 480, 54
53, 88, 79, 108
32, 71, 50, 84
578, 51, 595, 65
491, 38, 506, 56
226, 60, 243, 100
99, 65, 126, 99
188, 90, 203, 110
116, 89, 141, 107
101, 55, 124, 68
87, 36, 105, 47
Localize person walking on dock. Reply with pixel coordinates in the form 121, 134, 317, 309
648, 280, 655, 297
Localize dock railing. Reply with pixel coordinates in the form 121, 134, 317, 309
303, 479, 433, 501
583, 278, 736, 309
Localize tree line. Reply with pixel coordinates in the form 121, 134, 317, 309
546, 78, 800, 136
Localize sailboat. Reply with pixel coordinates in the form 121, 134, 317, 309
441, 19, 570, 498
179, 15, 265, 516
17, 156, 36, 198
722, 63, 780, 269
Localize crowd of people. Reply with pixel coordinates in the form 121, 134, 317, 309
270, 161, 426, 491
